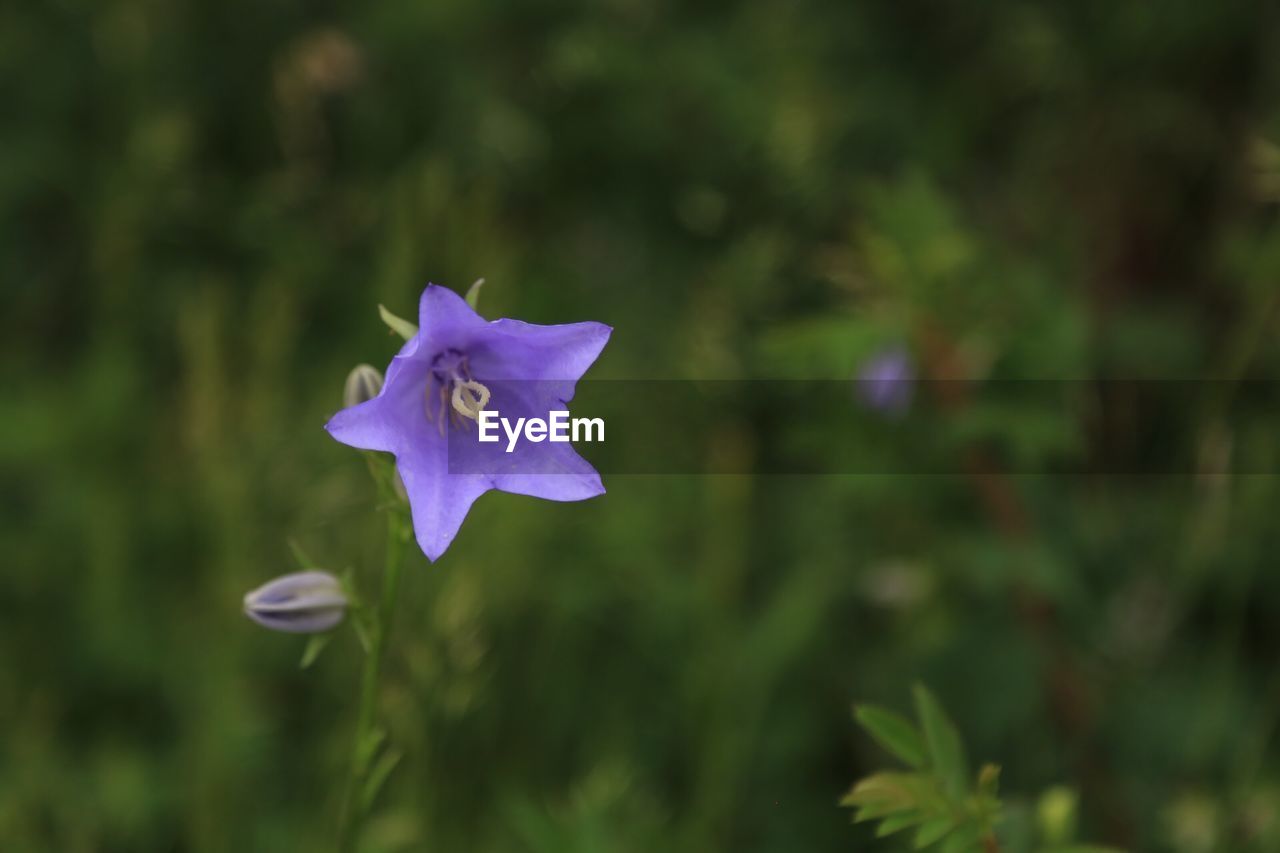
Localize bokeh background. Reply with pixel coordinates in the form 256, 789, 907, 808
5, 1, 1280, 851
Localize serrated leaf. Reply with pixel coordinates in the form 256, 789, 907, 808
465, 277, 485, 310
360, 748, 403, 811
913, 683, 969, 799
875, 813, 922, 837
914, 817, 953, 848
378, 304, 418, 340
856, 704, 928, 768
299, 634, 330, 669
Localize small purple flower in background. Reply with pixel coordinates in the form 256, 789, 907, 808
856, 346, 915, 416
244, 571, 348, 633
326, 284, 611, 561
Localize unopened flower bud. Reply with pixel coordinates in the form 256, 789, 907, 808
1036, 786, 1078, 845
243, 571, 348, 633
343, 364, 384, 408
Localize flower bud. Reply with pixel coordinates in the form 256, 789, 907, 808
1036, 786, 1078, 845
343, 364, 384, 408
243, 571, 348, 633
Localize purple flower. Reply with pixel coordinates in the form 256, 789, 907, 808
856, 346, 914, 416
326, 285, 611, 561
244, 571, 348, 633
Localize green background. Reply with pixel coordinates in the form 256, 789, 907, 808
5, 0, 1280, 850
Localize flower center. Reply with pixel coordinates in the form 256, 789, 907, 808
426, 348, 491, 435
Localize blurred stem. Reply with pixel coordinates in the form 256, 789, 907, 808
916, 319, 1133, 846
337, 456, 409, 852
1202, 283, 1280, 421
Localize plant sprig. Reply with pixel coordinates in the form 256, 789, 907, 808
844, 684, 1125, 853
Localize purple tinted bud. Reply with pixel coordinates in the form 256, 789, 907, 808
856, 346, 915, 416
243, 571, 348, 633
343, 364, 384, 409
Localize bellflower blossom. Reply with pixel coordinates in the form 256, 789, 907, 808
856, 346, 914, 416
326, 285, 611, 561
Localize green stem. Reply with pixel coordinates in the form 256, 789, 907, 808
337, 466, 409, 852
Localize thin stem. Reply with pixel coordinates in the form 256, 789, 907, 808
337, 461, 409, 852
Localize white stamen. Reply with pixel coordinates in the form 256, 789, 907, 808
450, 380, 490, 421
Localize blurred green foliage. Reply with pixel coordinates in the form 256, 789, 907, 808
847, 686, 1119, 852
846, 686, 1000, 852
4, 0, 1280, 851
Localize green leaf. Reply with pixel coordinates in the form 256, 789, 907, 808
856, 704, 928, 768
844, 770, 953, 832
841, 772, 923, 810
334, 567, 365, 614
1048, 847, 1128, 853
914, 817, 954, 848
854, 799, 915, 822
939, 823, 985, 853
977, 763, 1001, 798
875, 813, 921, 837
360, 748, 403, 811
287, 538, 318, 569
913, 683, 969, 799
299, 634, 330, 669
351, 607, 372, 653
975, 764, 1003, 826
378, 303, 418, 340
465, 277, 485, 311
357, 727, 386, 773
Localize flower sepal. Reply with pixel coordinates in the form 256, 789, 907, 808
378, 303, 418, 340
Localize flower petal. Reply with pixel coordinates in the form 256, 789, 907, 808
325, 398, 395, 452
418, 283, 489, 340
326, 346, 429, 453
245, 570, 342, 604
245, 601, 346, 633
480, 320, 612, 387
440, 379, 603, 499
396, 443, 493, 561
493, 444, 606, 502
